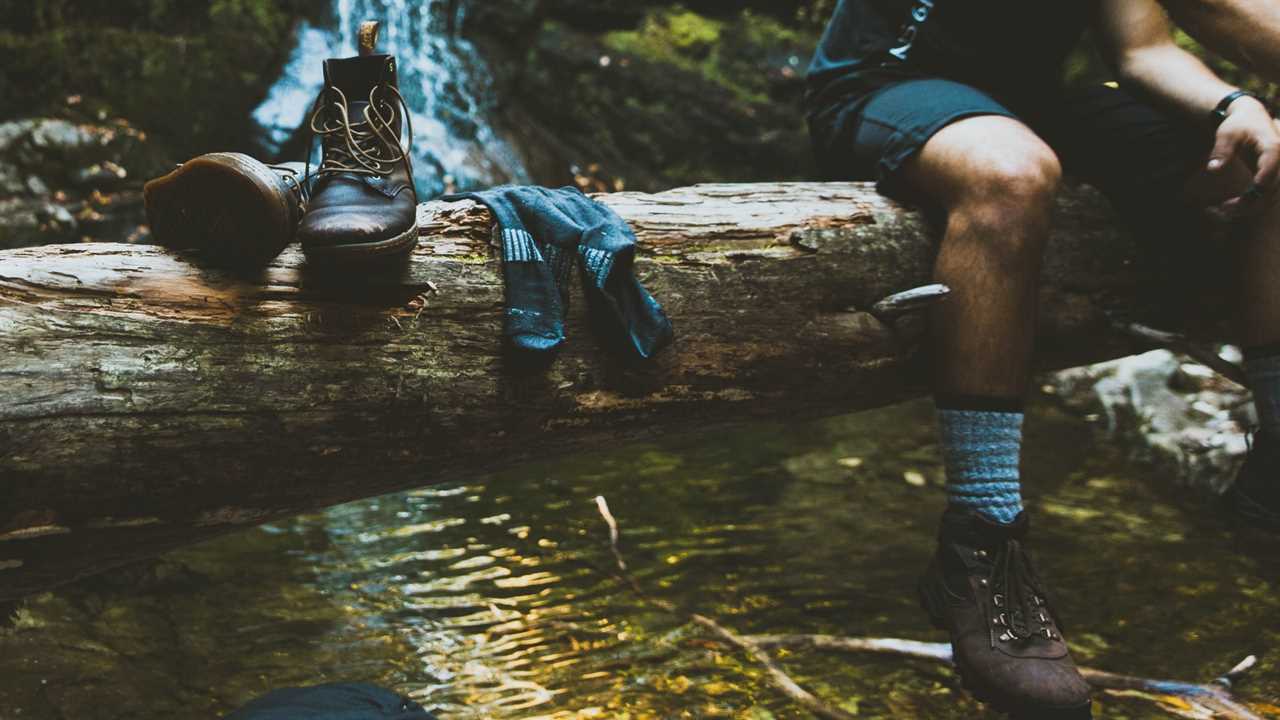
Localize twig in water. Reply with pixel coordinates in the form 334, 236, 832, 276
746, 635, 1265, 720
593, 496, 1269, 720
592, 496, 858, 720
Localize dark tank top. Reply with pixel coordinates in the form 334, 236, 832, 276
805, 0, 1094, 111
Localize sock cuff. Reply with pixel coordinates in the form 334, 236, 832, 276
937, 407, 1025, 430
578, 246, 615, 286
935, 393, 1025, 413
502, 228, 544, 263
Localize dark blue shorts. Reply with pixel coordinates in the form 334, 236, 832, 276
808, 72, 1213, 212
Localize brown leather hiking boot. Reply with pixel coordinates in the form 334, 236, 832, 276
918, 510, 1092, 719
144, 153, 307, 266
296, 45, 419, 263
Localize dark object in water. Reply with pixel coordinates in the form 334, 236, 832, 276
224, 682, 436, 720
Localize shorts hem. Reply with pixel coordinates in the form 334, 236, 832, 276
876, 108, 1019, 199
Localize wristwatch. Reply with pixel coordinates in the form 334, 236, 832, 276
1212, 89, 1268, 125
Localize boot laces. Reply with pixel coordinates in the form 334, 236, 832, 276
988, 538, 1056, 643
267, 164, 310, 206
306, 83, 413, 180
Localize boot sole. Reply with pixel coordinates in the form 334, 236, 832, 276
917, 578, 1092, 719
300, 222, 419, 263
144, 153, 295, 266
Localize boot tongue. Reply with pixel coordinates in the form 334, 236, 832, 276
322, 54, 395, 102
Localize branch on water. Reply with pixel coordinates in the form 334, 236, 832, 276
593, 496, 858, 720
746, 635, 1265, 720
592, 496, 1269, 720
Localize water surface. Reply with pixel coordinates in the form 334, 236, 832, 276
2, 399, 1277, 719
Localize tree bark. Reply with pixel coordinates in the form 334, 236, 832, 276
0, 181, 1223, 602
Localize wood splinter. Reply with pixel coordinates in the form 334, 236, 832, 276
869, 282, 951, 320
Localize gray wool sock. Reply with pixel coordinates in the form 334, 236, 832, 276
937, 408, 1026, 525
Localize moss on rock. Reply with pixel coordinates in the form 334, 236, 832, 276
469, 4, 821, 191
0, 1, 319, 158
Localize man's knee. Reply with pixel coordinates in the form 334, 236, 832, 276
947, 147, 1060, 265
963, 147, 1063, 208
913, 116, 1063, 212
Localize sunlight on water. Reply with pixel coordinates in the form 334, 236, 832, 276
253, 0, 529, 196
1, 400, 1278, 718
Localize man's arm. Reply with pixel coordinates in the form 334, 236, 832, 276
1096, 0, 1279, 188
1161, 0, 1280, 81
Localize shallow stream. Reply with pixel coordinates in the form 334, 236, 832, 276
2, 399, 1278, 719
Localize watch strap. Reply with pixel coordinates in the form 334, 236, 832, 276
1213, 90, 1265, 125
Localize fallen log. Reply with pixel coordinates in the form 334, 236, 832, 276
0, 181, 1225, 602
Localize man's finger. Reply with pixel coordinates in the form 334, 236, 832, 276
1208, 130, 1242, 172
1252, 143, 1280, 192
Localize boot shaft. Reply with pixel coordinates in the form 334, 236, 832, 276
310, 52, 414, 185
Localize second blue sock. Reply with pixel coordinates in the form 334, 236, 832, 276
937, 407, 1025, 525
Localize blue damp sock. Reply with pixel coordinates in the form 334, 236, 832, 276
937, 405, 1025, 525
497, 227, 566, 356
1245, 349, 1280, 442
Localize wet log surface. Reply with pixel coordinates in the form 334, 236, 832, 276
0, 182, 1219, 602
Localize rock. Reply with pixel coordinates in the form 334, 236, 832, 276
1219, 344, 1244, 364
73, 161, 128, 188
0, 117, 162, 248
467, 4, 818, 190
1049, 349, 1251, 493
0, 198, 78, 248
24, 174, 48, 195
0, 162, 23, 195
0, 119, 38, 153
27, 119, 100, 155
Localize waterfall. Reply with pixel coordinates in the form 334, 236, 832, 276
252, 0, 528, 197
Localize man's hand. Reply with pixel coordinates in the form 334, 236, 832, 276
1208, 96, 1280, 213
1097, 0, 1280, 212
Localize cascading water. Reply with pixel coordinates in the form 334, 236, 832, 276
253, 0, 528, 197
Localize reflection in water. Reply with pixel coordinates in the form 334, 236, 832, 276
254, 0, 528, 196
1, 399, 1278, 719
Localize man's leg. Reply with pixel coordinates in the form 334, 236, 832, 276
899, 115, 1062, 525
812, 79, 1091, 714
1188, 160, 1280, 524
897, 116, 1092, 717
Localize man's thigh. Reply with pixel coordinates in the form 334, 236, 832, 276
809, 76, 1030, 202
1019, 83, 1221, 211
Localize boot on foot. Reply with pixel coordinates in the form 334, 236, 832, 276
918, 509, 1092, 719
